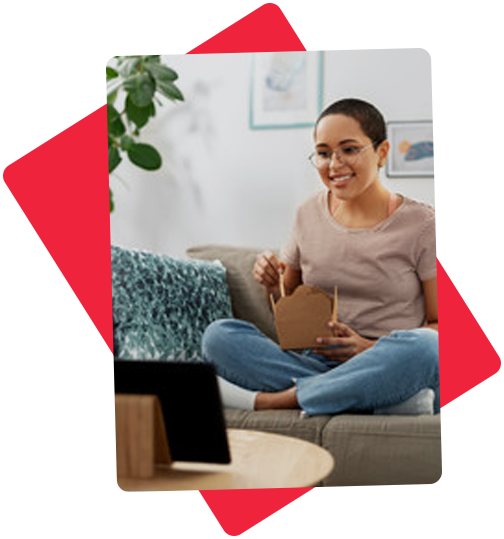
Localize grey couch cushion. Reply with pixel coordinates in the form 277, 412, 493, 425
224, 408, 332, 446
321, 414, 442, 486
225, 409, 441, 487
187, 245, 278, 341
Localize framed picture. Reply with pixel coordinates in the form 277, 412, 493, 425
250, 51, 323, 129
387, 121, 504, 178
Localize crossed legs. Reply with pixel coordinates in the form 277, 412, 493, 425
202, 319, 440, 416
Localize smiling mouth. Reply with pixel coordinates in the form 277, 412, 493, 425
329, 173, 354, 186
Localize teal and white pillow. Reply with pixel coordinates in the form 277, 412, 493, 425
111, 245, 233, 361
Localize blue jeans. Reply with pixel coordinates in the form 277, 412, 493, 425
202, 319, 440, 416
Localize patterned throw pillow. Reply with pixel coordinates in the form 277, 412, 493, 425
187, 245, 278, 341
111, 245, 233, 361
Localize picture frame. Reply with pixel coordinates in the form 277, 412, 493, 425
250, 51, 323, 129
386, 120, 504, 178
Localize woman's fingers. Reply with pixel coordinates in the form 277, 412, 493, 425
314, 334, 355, 361
314, 342, 354, 361
253, 251, 283, 286
318, 322, 375, 358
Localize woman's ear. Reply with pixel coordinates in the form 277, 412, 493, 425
377, 140, 390, 168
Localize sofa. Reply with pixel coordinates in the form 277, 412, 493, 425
112, 244, 442, 487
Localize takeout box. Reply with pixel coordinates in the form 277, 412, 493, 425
272, 284, 337, 350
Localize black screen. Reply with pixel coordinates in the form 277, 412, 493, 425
114, 361, 231, 464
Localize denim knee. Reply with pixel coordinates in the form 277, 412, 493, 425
201, 319, 234, 364
410, 327, 439, 359
393, 328, 439, 380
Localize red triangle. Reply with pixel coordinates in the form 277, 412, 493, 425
188, 4, 306, 54
437, 260, 500, 406
201, 488, 312, 536
4, 105, 113, 361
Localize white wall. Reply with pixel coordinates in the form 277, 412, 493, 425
110, 49, 434, 258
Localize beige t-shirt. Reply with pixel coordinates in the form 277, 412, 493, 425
281, 191, 437, 338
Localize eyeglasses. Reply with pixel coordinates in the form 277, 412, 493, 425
308, 142, 375, 169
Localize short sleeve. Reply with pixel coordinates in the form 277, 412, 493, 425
416, 213, 437, 281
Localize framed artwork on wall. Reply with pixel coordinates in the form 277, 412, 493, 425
250, 51, 323, 129
387, 121, 504, 178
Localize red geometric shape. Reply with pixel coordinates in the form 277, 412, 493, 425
200, 488, 312, 536
188, 3, 306, 54
437, 258, 504, 410
4, 105, 113, 361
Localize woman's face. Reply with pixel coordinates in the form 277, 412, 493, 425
314, 114, 389, 201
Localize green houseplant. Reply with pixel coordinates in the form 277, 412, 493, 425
107, 55, 184, 212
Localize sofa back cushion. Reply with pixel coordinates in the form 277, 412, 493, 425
112, 245, 233, 361
187, 245, 278, 341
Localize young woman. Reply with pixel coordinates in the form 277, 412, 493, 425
202, 98, 439, 416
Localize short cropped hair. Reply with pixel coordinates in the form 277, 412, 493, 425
315, 98, 387, 148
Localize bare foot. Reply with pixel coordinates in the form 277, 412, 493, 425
254, 387, 299, 410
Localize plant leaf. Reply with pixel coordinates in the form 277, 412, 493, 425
107, 105, 126, 137
109, 188, 115, 213
106, 77, 124, 96
106, 66, 119, 81
125, 94, 151, 129
120, 135, 135, 151
127, 143, 162, 170
119, 57, 141, 77
107, 90, 118, 106
108, 145, 122, 173
123, 72, 155, 107
145, 62, 178, 82
156, 79, 184, 101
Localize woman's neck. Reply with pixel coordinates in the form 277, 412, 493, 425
330, 181, 392, 229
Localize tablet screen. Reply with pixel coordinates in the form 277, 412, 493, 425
114, 360, 231, 464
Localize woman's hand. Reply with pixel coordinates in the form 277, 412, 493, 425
313, 321, 375, 362
253, 251, 285, 297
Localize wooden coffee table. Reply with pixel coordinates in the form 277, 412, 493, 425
117, 429, 334, 491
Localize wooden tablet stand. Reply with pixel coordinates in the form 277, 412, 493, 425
115, 394, 171, 479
